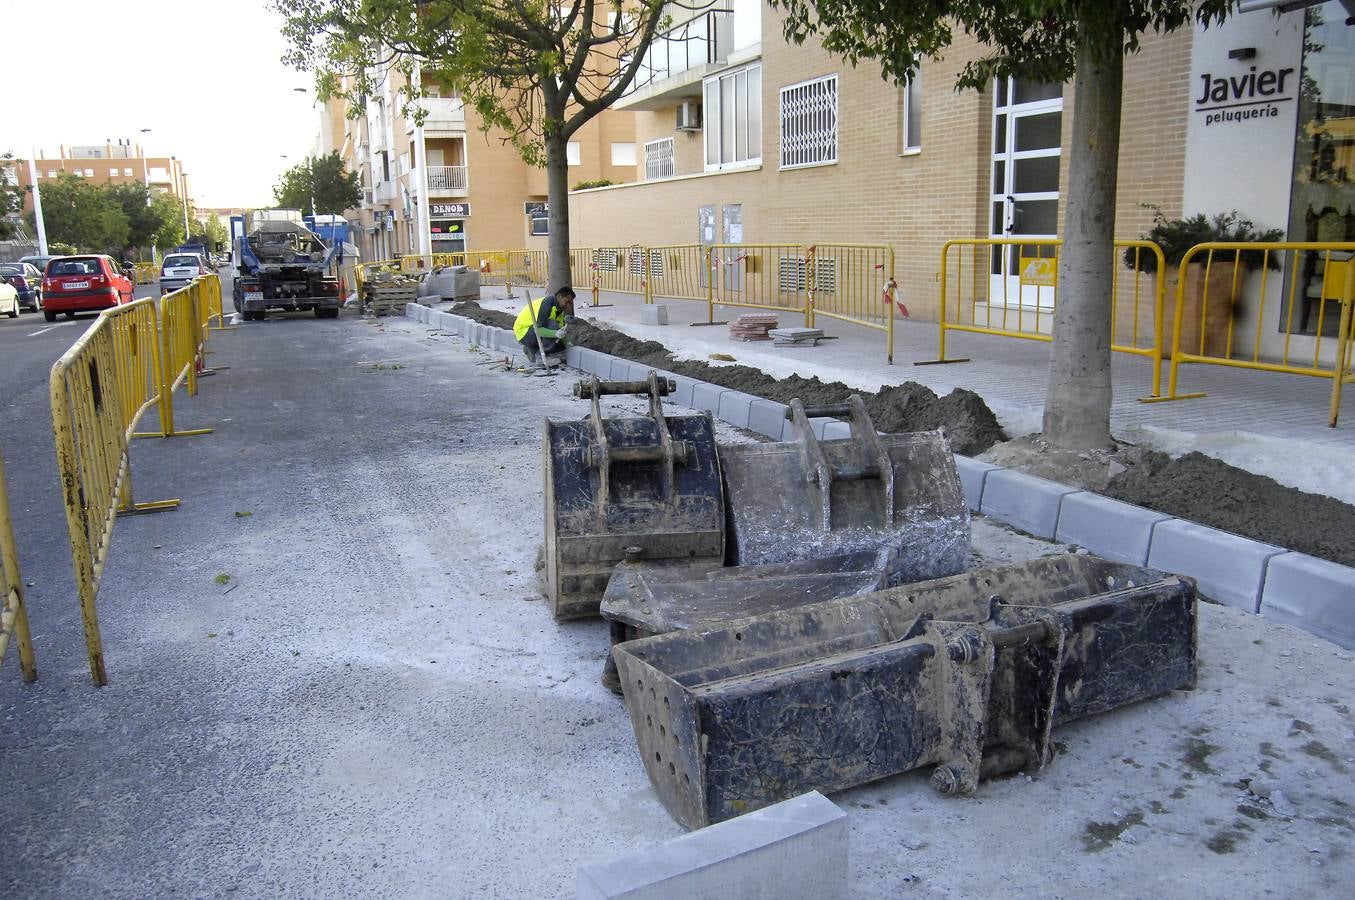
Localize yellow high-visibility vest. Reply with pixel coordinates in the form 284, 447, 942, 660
513, 297, 565, 341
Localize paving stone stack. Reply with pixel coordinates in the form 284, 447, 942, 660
364, 271, 421, 317
768, 326, 826, 347
729, 314, 779, 341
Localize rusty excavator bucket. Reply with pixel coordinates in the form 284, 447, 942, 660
717, 396, 970, 586
543, 373, 725, 620
612, 554, 1198, 829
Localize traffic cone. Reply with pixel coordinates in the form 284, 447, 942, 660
339, 274, 349, 304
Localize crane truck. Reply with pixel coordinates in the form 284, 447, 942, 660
230, 210, 342, 320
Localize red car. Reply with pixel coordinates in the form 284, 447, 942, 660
42, 255, 135, 322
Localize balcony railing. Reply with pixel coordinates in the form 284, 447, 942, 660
411, 97, 466, 133
426, 165, 468, 194
628, 9, 733, 91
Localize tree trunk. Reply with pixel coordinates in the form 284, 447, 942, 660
544, 130, 572, 292
1042, 27, 1123, 450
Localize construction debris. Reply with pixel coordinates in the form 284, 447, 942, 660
768, 326, 826, 347
364, 271, 421, 317
728, 314, 779, 341
612, 554, 1198, 829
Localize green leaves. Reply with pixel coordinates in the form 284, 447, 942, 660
272, 151, 362, 215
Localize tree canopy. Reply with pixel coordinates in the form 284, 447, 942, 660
272, 151, 362, 215
277, 0, 669, 287
769, 0, 1234, 448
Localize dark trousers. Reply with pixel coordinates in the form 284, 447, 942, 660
520, 333, 564, 356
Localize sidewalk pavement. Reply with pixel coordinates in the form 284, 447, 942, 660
469, 286, 1355, 503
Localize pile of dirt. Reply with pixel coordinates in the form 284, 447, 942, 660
451, 302, 1006, 455
448, 302, 1355, 566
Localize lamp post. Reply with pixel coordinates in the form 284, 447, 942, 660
26, 148, 48, 256
171, 155, 189, 243
140, 128, 155, 262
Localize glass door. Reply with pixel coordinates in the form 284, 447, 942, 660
990, 78, 1063, 308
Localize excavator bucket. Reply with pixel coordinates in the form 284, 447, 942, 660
543, 373, 725, 620
717, 396, 969, 584
612, 554, 1198, 829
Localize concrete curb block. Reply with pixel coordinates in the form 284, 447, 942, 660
405, 304, 419, 322
576, 791, 848, 900
1055, 492, 1174, 566
952, 455, 999, 513
979, 470, 1079, 540
748, 399, 789, 439
427, 310, 1355, 648
1258, 553, 1355, 650
1147, 520, 1284, 613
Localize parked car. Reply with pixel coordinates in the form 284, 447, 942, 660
159, 252, 211, 295
41, 255, 135, 322
0, 280, 18, 318
0, 262, 43, 311
19, 254, 54, 274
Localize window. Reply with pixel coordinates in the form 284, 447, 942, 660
610, 142, 637, 166
780, 74, 838, 169
531, 212, 549, 235
645, 138, 675, 180
704, 63, 762, 171
48, 170, 57, 178
123, 167, 134, 176
83, 168, 95, 177
902, 68, 922, 153
567, 142, 581, 166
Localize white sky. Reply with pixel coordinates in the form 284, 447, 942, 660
5, 0, 322, 208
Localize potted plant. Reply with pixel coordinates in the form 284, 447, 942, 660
1125, 207, 1282, 358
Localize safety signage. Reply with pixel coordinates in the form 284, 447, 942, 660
1019, 256, 1057, 287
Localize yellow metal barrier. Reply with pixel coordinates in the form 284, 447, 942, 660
924, 238, 1167, 396
0, 452, 37, 682
1145, 241, 1355, 426
807, 243, 900, 363
642, 244, 710, 305
705, 243, 812, 327
51, 306, 182, 685
475, 250, 511, 286
136, 278, 216, 439
133, 262, 157, 285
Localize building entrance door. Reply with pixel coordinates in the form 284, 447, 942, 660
990, 78, 1063, 308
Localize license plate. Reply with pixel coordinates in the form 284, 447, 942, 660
66, 281, 90, 290
245, 291, 263, 302
169, 269, 194, 276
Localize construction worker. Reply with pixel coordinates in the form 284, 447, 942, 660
514, 286, 577, 360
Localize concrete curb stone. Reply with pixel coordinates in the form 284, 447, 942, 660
748, 399, 790, 438
1055, 492, 1174, 566
979, 469, 1080, 540
1258, 553, 1355, 649
716, 391, 757, 430
691, 382, 729, 414
952, 456, 999, 513
1147, 519, 1284, 613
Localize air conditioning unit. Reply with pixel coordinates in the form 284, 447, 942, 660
676, 100, 702, 132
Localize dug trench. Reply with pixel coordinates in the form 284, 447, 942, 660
451, 301, 1355, 568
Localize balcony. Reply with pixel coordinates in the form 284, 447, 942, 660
616, 9, 732, 111
408, 97, 466, 135
426, 165, 469, 196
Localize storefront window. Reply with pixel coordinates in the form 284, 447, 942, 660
1287, 1, 1355, 335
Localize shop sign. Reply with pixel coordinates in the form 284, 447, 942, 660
431, 202, 470, 217
524, 201, 549, 216
1194, 63, 1296, 128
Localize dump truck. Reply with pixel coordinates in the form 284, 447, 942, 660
230, 210, 341, 320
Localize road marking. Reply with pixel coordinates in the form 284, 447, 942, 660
28, 323, 69, 337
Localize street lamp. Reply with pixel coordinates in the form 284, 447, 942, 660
171, 155, 190, 243
26, 148, 48, 256
140, 128, 155, 263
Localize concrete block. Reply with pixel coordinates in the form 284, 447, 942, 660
565, 346, 584, 369
952, 455, 998, 513
459, 317, 473, 339
576, 348, 610, 377
405, 304, 420, 321
609, 357, 632, 381
1054, 492, 1173, 566
1258, 553, 1355, 649
577, 791, 847, 900
780, 417, 835, 441
1147, 520, 1284, 613
471, 324, 486, 346
668, 375, 699, 409
716, 391, 756, 430
628, 361, 658, 384
639, 304, 670, 326
691, 382, 728, 414
821, 421, 852, 441
495, 329, 518, 353
748, 399, 789, 439
978, 469, 1079, 540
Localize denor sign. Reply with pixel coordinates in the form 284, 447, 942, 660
431, 202, 470, 217
1194, 60, 1296, 128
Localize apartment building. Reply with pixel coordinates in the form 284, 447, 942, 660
568, 0, 1354, 362
12, 143, 192, 212
318, 65, 639, 263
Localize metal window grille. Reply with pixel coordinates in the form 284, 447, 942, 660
777, 257, 837, 292
628, 249, 665, 278
645, 138, 675, 180
594, 249, 620, 272
780, 75, 838, 169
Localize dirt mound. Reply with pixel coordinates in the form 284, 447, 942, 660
1107, 451, 1355, 567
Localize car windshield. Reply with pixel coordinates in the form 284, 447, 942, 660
50, 259, 100, 276
164, 256, 198, 268
0, 266, 19, 276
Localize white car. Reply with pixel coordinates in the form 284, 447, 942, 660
0, 280, 18, 318
159, 253, 211, 295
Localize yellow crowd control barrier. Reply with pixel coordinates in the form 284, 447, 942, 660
1144, 242, 1355, 426
924, 238, 1167, 396
702, 243, 813, 327
806, 244, 900, 363
0, 452, 37, 682
137, 278, 216, 439
133, 262, 158, 285
51, 304, 183, 685
641, 245, 710, 305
